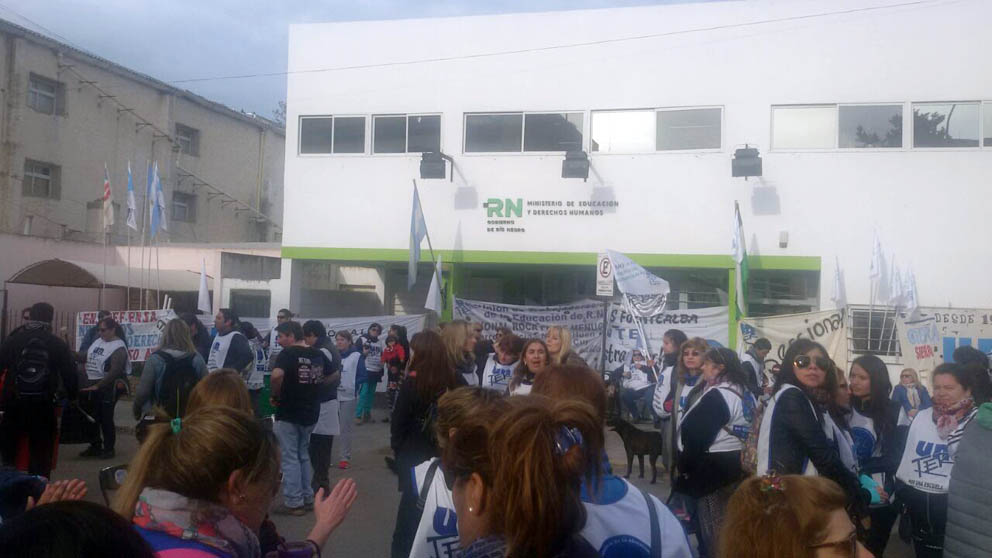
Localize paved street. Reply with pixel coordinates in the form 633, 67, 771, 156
53, 401, 913, 557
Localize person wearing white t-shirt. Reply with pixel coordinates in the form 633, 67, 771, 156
479, 334, 523, 392
618, 349, 657, 422
896, 363, 979, 558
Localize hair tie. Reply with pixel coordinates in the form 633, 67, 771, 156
554, 426, 584, 456
171, 417, 182, 434
759, 471, 785, 493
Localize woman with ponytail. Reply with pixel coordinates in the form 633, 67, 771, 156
442, 395, 599, 557
719, 474, 873, 558
115, 407, 358, 558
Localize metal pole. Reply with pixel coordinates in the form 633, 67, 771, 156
867, 279, 875, 353
599, 299, 610, 375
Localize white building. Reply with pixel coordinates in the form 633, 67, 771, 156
282, 0, 992, 347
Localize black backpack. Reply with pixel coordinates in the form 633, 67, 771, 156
13, 337, 53, 401
155, 351, 199, 418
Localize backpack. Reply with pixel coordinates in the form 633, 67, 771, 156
740, 393, 771, 476
155, 351, 200, 418
14, 337, 53, 401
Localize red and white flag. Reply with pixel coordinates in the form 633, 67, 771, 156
102, 164, 114, 230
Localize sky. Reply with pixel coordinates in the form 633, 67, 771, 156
0, 0, 714, 120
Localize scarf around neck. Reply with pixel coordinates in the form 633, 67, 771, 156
932, 397, 975, 440
132, 488, 261, 558
462, 535, 508, 558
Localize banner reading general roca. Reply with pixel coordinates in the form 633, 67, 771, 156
453, 298, 604, 369
604, 303, 728, 370
76, 309, 176, 362
738, 308, 848, 372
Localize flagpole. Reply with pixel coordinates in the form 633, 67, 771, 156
139, 159, 149, 309
867, 278, 875, 353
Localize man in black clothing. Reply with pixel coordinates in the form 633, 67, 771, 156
302, 320, 342, 495
0, 302, 78, 477
270, 321, 330, 515
206, 309, 253, 374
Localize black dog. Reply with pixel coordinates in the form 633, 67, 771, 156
609, 416, 663, 483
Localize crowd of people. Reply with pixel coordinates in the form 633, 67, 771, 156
0, 301, 991, 558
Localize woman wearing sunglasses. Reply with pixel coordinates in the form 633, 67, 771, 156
720, 474, 874, 558
674, 348, 756, 555
895, 363, 979, 558
847, 355, 911, 556
756, 339, 877, 512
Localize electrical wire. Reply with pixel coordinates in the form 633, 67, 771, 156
167, 0, 949, 84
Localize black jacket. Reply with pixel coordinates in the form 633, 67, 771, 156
768, 386, 870, 507
0, 323, 78, 405
854, 398, 909, 492
674, 388, 743, 498
313, 336, 342, 402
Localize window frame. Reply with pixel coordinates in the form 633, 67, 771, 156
175, 123, 200, 157
22, 159, 60, 199
27, 73, 60, 116
463, 112, 524, 154
590, 106, 724, 155
910, 100, 982, 151
171, 191, 196, 223
371, 113, 443, 155
770, 104, 838, 152
297, 115, 369, 156
521, 111, 585, 154
983, 101, 992, 148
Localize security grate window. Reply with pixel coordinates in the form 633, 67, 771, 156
848, 307, 902, 356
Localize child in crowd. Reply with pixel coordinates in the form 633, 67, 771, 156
481, 334, 523, 391
382, 334, 407, 422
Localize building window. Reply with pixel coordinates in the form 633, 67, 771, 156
172, 192, 196, 222
656, 108, 721, 150
333, 116, 366, 153
912, 102, 979, 148
523, 113, 583, 152
299, 117, 333, 154
985, 102, 992, 147
22, 159, 60, 199
465, 113, 523, 152
230, 289, 271, 318
590, 110, 654, 153
372, 114, 442, 154
839, 105, 903, 148
772, 105, 836, 149
408, 114, 441, 153
27, 74, 63, 115
175, 123, 200, 156
849, 307, 901, 357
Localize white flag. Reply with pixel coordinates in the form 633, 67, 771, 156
154, 166, 168, 233
425, 256, 443, 313
830, 256, 846, 309
197, 258, 212, 314
125, 161, 138, 231
606, 250, 670, 298
869, 230, 883, 279
903, 268, 919, 318
888, 260, 903, 307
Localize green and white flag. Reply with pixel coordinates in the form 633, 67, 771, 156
732, 202, 748, 318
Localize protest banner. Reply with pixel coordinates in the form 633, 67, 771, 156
452, 298, 605, 369
738, 308, 848, 372
75, 309, 177, 362
895, 315, 941, 387
916, 307, 992, 361
603, 303, 728, 370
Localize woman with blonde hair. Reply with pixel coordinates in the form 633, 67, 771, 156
116, 407, 358, 558
133, 318, 208, 420
442, 320, 480, 386
545, 325, 587, 367
719, 474, 873, 558
892, 367, 932, 418
186, 368, 254, 415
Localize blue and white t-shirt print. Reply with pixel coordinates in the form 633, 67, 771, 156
410, 459, 460, 558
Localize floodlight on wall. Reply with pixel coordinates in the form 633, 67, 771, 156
732, 145, 762, 180
420, 152, 454, 181
562, 150, 590, 181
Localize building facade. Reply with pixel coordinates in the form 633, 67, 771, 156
282, 0, 991, 338
0, 19, 285, 246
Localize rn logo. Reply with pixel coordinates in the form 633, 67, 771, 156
485, 198, 523, 218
